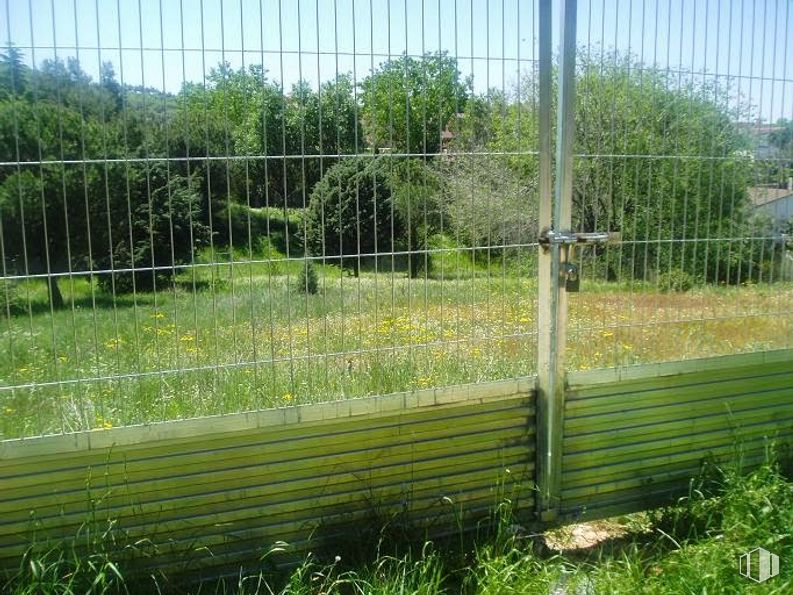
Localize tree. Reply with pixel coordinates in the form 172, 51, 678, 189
769, 119, 793, 157
0, 95, 100, 308
770, 119, 793, 186
360, 52, 470, 155
304, 157, 441, 277
100, 61, 123, 112
95, 163, 211, 293
572, 54, 755, 283
389, 159, 443, 277
436, 154, 537, 250
275, 77, 361, 208
0, 53, 207, 306
304, 158, 402, 276
486, 52, 760, 284
0, 44, 26, 97
174, 63, 361, 218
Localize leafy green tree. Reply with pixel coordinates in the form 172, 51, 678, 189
0, 94, 102, 307
304, 157, 440, 277
0, 53, 207, 305
283, 76, 361, 207
0, 44, 26, 97
176, 64, 360, 220
487, 52, 760, 284
268, 77, 360, 209
769, 119, 793, 157
96, 163, 211, 293
304, 158, 401, 276
574, 54, 756, 283
361, 52, 470, 155
770, 119, 793, 186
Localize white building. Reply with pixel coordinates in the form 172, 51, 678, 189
748, 181, 793, 226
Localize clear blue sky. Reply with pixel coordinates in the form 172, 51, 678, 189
1, 0, 791, 121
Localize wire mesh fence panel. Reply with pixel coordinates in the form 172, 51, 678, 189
0, 0, 541, 439
566, 0, 793, 372
2, 0, 791, 440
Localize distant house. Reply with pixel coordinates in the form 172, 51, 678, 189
738, 122, 784, 160
748, 181, 793, 225
440, 113, 465, 156
440, 128, 455, 154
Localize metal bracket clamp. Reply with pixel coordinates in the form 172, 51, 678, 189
538, 228, 618, 250
539, 229, 618, 293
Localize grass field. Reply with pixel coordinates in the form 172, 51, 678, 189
1, 247, 792, 439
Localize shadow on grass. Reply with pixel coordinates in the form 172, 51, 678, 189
3, 290, 158, 318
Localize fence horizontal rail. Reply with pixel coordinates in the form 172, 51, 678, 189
3, 152, 791, 168
4, 46, 543, 64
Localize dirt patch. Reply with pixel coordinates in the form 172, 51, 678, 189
542, 519, 633, 555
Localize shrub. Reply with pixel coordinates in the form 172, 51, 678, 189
304, 158, 403, 277
296, 259, 319, 294
305, 158, 442, 278
436, 154, 537, 250
213, 202, 303, 256
0, 278, 27, 317
658, 268, 695, 292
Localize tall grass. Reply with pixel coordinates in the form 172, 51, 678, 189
209, 454, 793, 594
2, 250, 792, 438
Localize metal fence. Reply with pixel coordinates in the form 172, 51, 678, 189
1, 0, 793, 585
564, 0, 793, 372
0, 0, 791, 442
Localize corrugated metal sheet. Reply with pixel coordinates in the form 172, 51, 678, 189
561, 349, 793, 521
0, 378, 535, 582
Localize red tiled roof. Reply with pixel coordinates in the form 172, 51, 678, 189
748, 187, 793, 206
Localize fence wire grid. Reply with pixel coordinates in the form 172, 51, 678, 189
0, 0, 791, 439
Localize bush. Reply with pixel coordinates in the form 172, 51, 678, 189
296, 260, 319, 294
213, 202, 303, 256
304, 158, 403, 276
658, 268, 695, 292
436, 154, 537, 250
0, 278, 28, 317
305, 158, 442, 278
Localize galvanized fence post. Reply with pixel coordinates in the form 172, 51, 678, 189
536, 0, 577, 522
